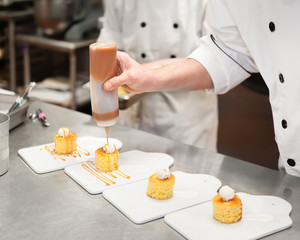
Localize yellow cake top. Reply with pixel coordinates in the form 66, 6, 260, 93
213, 194, 242, 207
150, 173, 175, 184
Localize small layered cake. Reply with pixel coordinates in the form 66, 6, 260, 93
147, 168, 175, 200
95, 144, 119, 172
212, 185, 242, 224
54, 127, 77, 154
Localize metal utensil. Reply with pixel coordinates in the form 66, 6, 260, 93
8, 82, 36, 114
36, 108, 50, 127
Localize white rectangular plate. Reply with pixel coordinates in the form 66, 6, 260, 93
18, 137, 123, 174
164, 192, 292, 240
64, 150, 174, 194
103, 171, 221, 224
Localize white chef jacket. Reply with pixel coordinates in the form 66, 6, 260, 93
98, 0, 218, 151
189, 0, 300, 177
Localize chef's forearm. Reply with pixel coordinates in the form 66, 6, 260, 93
155, 58, 214, 91
143, 58, 184, 69
103, 52, 213, 93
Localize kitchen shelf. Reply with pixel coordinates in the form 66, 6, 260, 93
0, 7, 34, 91
16, 33, 96, 110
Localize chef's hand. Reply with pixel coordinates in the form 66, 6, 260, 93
103, 51, 214, 93
103, 51, 158, 94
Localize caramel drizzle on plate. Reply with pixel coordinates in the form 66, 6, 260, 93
41, 144, 90, 161
86, 161, 116, 183
115, 168, 130, 179
105, 171, 118, 179
82, 161, 130, 186
76, 145, 90, 156
82, 162, 115, 186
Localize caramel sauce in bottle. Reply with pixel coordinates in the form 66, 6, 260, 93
89, 42, 119, 126
90, 42, 117, 82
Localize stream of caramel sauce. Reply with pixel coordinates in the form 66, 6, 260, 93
105, 126, 109, 144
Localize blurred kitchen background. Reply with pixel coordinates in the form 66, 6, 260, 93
0, 0, 103, 112
0, 0, 279, 170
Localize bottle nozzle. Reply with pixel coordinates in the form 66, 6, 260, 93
96, 119, 116, 127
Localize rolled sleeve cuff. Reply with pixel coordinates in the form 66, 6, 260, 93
188, 35, 251, 94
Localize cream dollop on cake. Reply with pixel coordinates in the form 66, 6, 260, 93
58, 127, 70, 138
218, 185, 235, 201
156, 168, 171, 180
103, 144, 116, 154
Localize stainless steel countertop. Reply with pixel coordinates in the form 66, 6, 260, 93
1, 101, 299, 240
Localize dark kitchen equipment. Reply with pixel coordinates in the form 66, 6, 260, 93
35, 0, 88, 36
0, 0, 32, 7
34, 0, 102, 40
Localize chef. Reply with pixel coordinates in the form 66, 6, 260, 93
98, 0, 218, 151
103, 0, 300, 177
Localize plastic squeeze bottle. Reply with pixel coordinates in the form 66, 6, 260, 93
89, 42, 119, 127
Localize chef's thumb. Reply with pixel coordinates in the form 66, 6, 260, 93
103, 75, 126, 91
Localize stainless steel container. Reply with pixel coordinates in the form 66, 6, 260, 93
34, 0, 89, 36
0, 113, 9, 176
0, 94, 29, 130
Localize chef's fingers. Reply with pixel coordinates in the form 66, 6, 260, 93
103, 74, 127, 91
116, 51, 130, 75
103, 51, 132, 91
104, 51, 143, 92
121, 84, 144, 94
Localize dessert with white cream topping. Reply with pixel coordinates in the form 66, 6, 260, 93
54, 127, 77, 154
146, 167, 175, 200
95, 143, 119, 172
212, 185, 242, 224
